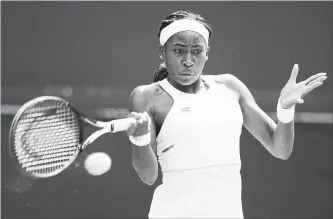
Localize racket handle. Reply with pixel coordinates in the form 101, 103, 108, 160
110, 118, 136, 133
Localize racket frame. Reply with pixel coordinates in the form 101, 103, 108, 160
9, 95, 133, 178
9, 96, 98, 178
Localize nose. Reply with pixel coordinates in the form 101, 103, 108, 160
182, 53, 194, 67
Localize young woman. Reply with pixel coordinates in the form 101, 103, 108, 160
125, 10, 327, 218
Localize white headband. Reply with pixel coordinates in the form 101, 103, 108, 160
159, 19, 210, 46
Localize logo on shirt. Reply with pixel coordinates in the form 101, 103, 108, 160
162, 144, 174, 153
182, 107, 191, 112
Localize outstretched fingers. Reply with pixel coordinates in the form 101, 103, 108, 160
304, 81, 325, 95
303, 72, 327, 86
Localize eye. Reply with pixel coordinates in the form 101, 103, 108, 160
174, 49, 183, 54
192, 49, 202, 54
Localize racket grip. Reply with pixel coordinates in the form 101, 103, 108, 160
110, 118, 136, 133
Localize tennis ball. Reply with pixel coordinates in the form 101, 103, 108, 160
84, 152, 112, 176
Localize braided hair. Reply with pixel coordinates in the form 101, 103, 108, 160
153, 10, 213, 82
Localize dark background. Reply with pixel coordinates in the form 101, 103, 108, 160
1, 2, 332, 218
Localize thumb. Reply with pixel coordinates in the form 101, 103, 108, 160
127, 111, 141, 120
297, 98, 304, 104
288, 64, 299, 83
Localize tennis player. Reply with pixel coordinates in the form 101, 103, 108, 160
126, 10, 327, 218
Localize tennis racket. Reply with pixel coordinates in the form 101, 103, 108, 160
9, 96, 135, 178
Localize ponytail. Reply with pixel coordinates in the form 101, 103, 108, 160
153, 63, 168, 82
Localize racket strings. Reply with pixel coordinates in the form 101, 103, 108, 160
15, 128, 78, 171
13, 100, 81, 176
15, 121, 79, 154
15, 116, 78, 155
16, 140, 78, 156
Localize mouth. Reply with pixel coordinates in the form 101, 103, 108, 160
180, 72, 194, 76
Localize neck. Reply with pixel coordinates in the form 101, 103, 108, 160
167, 76, 205, 94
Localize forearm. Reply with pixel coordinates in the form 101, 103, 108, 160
271, 119, 295, 160
132, 144, 158, 185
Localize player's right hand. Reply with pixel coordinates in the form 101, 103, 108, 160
126, 112, 151, 137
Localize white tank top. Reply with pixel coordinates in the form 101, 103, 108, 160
149, 76, 244, 218
156, 76, 244, 172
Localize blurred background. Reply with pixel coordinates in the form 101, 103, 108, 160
1, 1, 332, 218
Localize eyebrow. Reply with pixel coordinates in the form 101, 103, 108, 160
171, 43, 204, 48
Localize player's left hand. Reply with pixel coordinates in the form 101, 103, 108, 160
279, 64, 327, 109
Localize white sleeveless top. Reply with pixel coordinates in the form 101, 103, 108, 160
156, 76, 243, 171
148, 76, 244, 218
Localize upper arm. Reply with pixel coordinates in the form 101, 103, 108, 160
129, 85, 158, 155
218, 74, 277, 153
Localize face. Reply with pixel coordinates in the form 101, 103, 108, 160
160, 30, 209, 86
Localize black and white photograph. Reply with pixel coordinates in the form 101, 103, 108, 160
1, 1, 332, 219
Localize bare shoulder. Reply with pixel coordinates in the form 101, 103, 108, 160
210, 73, 242, 86
209, 73, 255, 103
129, 82, 164, 112
207, 74, 245, 100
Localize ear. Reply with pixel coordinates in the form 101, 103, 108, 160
205, 46, 210, 61
159, 45, 165, 61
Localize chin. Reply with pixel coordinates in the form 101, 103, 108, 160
178, 79, 195, 86
177, 76, 199, 86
